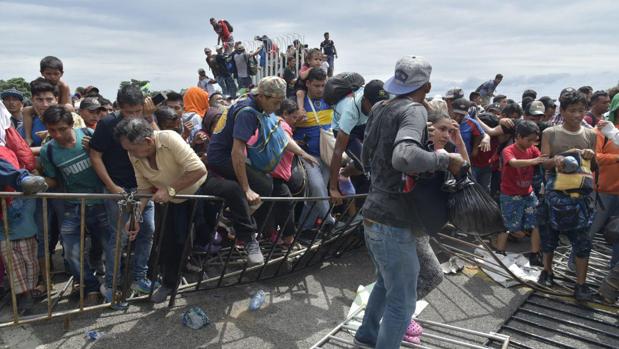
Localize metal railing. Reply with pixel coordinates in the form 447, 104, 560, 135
0, 191, 365, 328
240, 33, 306, 85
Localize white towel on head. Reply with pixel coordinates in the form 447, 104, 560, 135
0, 101, 11, 146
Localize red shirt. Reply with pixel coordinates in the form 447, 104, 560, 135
472, 137, 499, 168
500, 143, 541, 196
271, 120, 293, 181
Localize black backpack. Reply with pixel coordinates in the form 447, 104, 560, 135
223, 20, 233, 33
323, 72, 365, 106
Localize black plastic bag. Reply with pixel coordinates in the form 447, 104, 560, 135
444, 172, 504, 236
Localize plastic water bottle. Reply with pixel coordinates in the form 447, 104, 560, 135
85, 330, 105, 341
248, 290, 266, 311
181, 306, 210, 329
338, 175, 356, 196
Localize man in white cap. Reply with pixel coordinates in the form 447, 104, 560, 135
354, 56, 466, 349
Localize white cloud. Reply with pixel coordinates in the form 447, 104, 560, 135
1, 0, 617, 100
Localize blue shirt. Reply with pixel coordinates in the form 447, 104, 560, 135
293, 97, 333, 157
459, 115, 485, 156
207, 95, 260, 167
19, 115, 46, 146
332, 88, 367, 134
477, 80, 497, 97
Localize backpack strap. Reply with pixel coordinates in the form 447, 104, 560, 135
594, 136, 609, 211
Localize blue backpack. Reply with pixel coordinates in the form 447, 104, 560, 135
234, 106, 288, 173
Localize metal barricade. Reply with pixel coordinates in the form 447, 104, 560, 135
0, 191, 365, 328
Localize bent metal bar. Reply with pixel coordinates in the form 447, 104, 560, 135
0, 191, 366, 328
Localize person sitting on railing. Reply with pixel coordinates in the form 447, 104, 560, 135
206, 77, 291, 265
88, 85, 158, 304
39, 105, 111, 305
260, 98, 317, 247
114, 116, 207, 303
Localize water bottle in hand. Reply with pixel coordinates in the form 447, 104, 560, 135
249, 290, 266, 311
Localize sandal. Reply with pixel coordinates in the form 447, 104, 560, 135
406, 319, 423, 337
403, 335, 421, 344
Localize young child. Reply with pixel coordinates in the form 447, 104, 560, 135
295, 48, 323, 114
23, 56, 73, 145
495, 121, 546, 266
538, 90, 597, 301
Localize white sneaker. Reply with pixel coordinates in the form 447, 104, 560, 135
246, 239, 265, 265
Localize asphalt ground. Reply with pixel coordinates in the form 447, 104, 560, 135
0, 244, 533, 349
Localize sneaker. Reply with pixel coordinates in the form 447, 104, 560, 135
537, 270, 554, 287
352, 337, 374, 348
574, 284, 593, 302
246, 239, 264, 265
528, 252, 543, 267
20, 175, 48, 195
150, 285, 172, 303
131, 278, 160, 294
100, 284, 128, 310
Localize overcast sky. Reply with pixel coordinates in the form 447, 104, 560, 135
1, 0, 618, 101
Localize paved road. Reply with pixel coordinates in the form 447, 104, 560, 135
0, 247, 528, 349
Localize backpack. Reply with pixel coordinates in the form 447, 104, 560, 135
323, 72, 365, 106
222, 20, 233, 33
545, 190, 593, 232
233, 106, 288, 173
248, 56, 258, 76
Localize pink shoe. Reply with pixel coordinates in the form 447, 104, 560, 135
403, 334, 421, 344
406, 319, 423, 337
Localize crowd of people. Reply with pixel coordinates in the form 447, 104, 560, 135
0, 18, 617, 348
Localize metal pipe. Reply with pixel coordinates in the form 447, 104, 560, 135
79, 198, 86, 311
110, 201, 124, 307
1, 198, 19, 323
516, 307, 619, 339
41, 198, 52, 319
511, 315, 615, 348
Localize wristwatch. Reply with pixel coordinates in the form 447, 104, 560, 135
167, 187, 176, 198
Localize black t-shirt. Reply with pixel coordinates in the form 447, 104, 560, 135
320, 39, 336, 56
89, 113, 137, 188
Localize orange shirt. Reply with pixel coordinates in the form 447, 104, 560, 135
595, 129, 619, 195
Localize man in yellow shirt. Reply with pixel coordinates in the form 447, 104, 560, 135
115, 115, 207, 303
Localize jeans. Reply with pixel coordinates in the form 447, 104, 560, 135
472, 166, 492, 193
237, 76, 252, 89
355, 219, 420, 349
103, 189, 155, 288
299, 159, 334, 230
326, 54, 335, 77
265, 179, 296, 237
216, 76, 237, 98
60, 203, 110, 293
569, 192, 619, 268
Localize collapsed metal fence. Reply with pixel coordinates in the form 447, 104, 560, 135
0, 191, 365, 328
0, 191, 615, 329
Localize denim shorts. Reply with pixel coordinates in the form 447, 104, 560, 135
500, 193, 538, 233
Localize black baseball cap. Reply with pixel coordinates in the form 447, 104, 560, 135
1, 88, 24, 101
363, 80, 389, 105
79, 97, 103, 111
452, 98, 471, 115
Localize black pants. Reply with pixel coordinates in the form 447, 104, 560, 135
209, 162, 273, 237
202, 174, 257, 242
159, 199, 194, 289
265, 179, 296, 237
